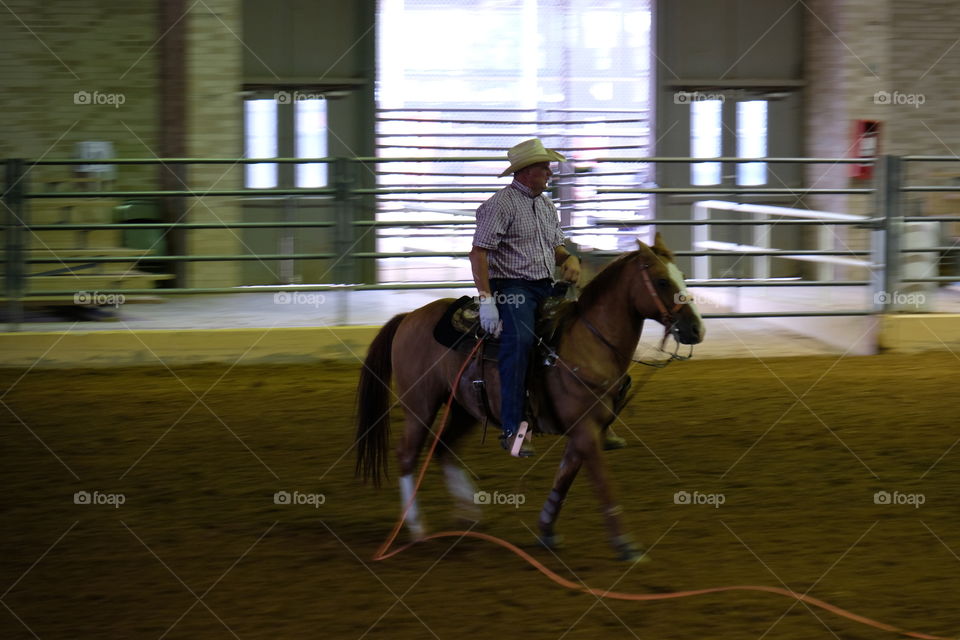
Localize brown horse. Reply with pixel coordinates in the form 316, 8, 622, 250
355, 233, 705, 560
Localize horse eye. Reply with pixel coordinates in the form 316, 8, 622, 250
657, 278, 670, 288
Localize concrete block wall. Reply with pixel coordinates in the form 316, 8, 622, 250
184, 0, 242, 288
887, 0, 960, 230
0, 0, 244, 288
887, 2, 960, 160
803, 0, 856, 270
805, 0, 894, 277
802, 0, 960, 279
0, 0, 158, 190
805, 0, 960, 201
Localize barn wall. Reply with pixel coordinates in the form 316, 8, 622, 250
654, 0, 805, 276
0, 0, 159, 189
802, 0, 960, 275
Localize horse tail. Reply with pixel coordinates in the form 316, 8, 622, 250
355, 313, 407, 487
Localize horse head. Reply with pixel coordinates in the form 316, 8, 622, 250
631, 233, 706, 345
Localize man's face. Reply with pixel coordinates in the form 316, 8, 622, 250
519, 161, 553, 193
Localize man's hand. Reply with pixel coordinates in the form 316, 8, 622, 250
478, 294, 502, 337
560, 255, 581, 284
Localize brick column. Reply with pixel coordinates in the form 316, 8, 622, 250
185, 0, 243, 288
804, 0, 893, 278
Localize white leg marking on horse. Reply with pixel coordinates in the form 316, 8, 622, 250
399, 474, 425, 539
443, 464, 477, 506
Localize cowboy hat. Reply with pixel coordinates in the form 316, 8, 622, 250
499, 138, 565, 177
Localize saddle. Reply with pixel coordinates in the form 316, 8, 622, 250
431, 289, 634, 438
431, 289, 576, 436
432, 292, 573, 359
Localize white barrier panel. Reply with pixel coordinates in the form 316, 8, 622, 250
692, 200, 867, 281
898, 221, 937, 312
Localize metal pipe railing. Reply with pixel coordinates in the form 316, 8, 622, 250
28, 157, 340, 165
18, 249, 872, 265
23, 253, 336, 263
26, 222, 336, 230
31, 280, 875, 298
6, 153, 960, 331
28, 189, 337, 198
901, 156, 960, 162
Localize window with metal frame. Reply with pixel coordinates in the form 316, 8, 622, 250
243, 92, 329, 189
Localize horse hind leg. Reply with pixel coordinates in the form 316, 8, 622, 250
395, 395, 444, 540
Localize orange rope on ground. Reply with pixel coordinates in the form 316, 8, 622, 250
372, 340, 954, 640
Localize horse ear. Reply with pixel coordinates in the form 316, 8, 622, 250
653, 232, 668, 252
636, 238, 650, 251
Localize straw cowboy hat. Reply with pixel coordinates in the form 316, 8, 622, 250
499, 138, 566, 177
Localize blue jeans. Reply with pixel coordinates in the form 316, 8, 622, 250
490, 278, 552, 435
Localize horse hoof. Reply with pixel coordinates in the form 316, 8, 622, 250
408, 524, 427, 541
612, 535, 650, 563
538, 533, 564, 550
454, 507, 482, 526
603, 433, 628, 450
617, 546, 651, 563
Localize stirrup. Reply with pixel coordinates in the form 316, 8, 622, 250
501, 421, 534, 458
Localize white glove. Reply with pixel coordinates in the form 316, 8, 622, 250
478, 295, 502, 337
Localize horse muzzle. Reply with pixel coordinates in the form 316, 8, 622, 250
671, 315, 705, 345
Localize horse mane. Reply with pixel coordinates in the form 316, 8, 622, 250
576, 251, 642, 311
550, 243, 675, 333
576, 240, 673, 305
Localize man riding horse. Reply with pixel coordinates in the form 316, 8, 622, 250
470, 138, 622, 457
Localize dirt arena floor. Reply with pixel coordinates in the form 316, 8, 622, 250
2, 352, 959, 640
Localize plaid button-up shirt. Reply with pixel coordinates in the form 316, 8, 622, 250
473, 180, 565, 281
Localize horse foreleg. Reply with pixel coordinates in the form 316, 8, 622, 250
576, 428, 649, 562
442, 464, 480, 522
538, 439, 582, 549
435, 400, 481, 522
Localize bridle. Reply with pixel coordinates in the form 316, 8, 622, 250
638, 262, 686, 331
578, 261, 695, 368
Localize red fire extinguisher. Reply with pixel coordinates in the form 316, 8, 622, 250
850, 120, 880, 179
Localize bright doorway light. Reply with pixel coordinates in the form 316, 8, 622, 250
691, 99, 722, 185
244, 99, 277, 189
